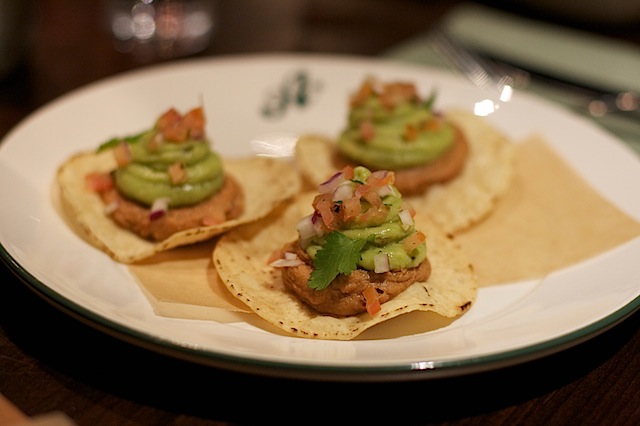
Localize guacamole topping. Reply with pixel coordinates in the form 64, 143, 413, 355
296, 165, 427, 290
336, 77, 455, 170
100, 107, 224, 208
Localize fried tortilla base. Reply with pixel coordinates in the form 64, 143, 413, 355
213, 192, 477, 340
295, 110, 514, 235
56, 150, 301, 263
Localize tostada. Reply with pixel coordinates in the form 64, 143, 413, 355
295, 76, 514, 234
56, 106, 301, 263
214, 165, 476, 340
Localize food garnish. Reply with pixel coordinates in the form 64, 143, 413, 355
56, 106, 302, 263
306, 230, 366, 290
294, 77, 515, 235
337, 77, 456, 171
214, 181, 476, 339
270, 164, 428, 317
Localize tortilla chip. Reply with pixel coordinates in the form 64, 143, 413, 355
56, 150, 301, 263
294, 110, 514, 235
213, 192, 477, 340
455, 135, 640, 286
125, 135, 640, 325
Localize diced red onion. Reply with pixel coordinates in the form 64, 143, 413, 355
149, 197, 171, 220
398, 209, 414, 230
377, 184, 394, 198
310, 211, 328, 237
370, 169, 390, 181
270, 252, 304, 268
332, 182, 354, 202
296, 215, 316, 240
374, 253, 390, 273
311, 211, 319, 224
104, 200, 119, 215
318, 171, 344, 194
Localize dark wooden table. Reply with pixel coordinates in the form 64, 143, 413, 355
1, 1, 639, 425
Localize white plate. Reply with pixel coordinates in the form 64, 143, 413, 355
1, 53, 639, 381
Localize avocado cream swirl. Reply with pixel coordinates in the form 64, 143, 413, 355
299, 166, 426, 274
337, 77, 455, 170
99, 107, 224, 208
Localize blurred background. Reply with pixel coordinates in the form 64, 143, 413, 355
1, 0, 639, 141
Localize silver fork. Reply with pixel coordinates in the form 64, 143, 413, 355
428, 27, 640, 120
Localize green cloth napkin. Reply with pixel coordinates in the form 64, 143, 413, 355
383, 3, 640, 154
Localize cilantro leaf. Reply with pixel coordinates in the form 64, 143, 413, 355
308, 231, 366, 290
423, 89, 437, 110
97, 131, 146, 153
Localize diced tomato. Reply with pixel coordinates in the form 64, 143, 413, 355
340, 196, 361, 222
182, 107, 206, 140
313, 193, 337, 230
367, 170, 395, 187
402, 231, 426, 252
356, 204, 388, 225
146, 132, 163, 151
363, 286, 381, 316
403, 123, 418, 141
354, 181, 371, 198
113, 141, 132, 166
340, 165, 355, 181
350, 78, 375, 107
155, 107, 206, 142
85, 172, 113, 193
155, 108, 182, 132
359, 120, 376, 142
162, 120, 189, 142
360, 190, 382, 208
423, 116, 442, 131
168, 161, 187, 184
380, 82, 418, 110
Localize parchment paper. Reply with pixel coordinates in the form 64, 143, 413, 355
129, 136, 640, 316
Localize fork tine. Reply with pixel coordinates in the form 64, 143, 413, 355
428, 28, 515, 93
